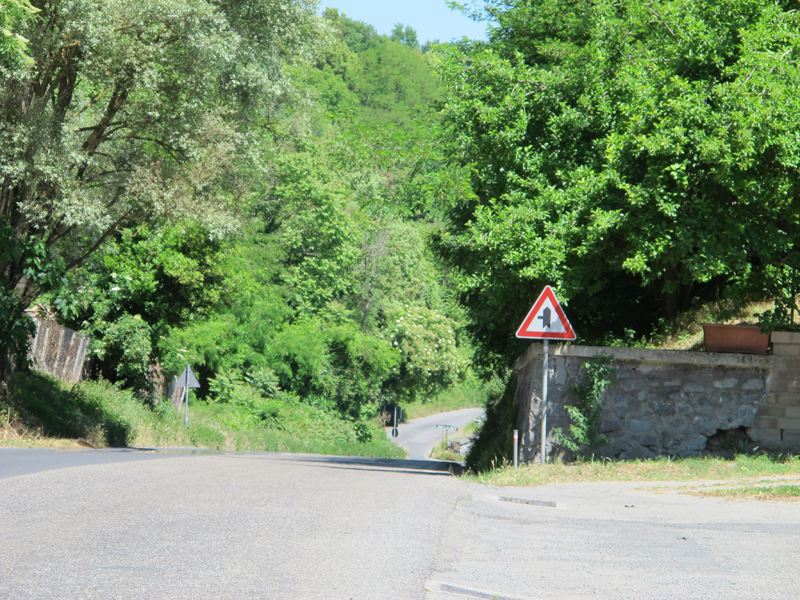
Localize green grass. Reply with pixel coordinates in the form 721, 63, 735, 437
400, 378, 486, 421
429, 420, 479, 462
1, 372, 405, 459
462, 454, 800, 487
692, 483, 800, 499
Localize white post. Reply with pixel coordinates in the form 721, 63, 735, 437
184, 386, 189, 426
540, 340, 549, 464
513, 429, 519, 469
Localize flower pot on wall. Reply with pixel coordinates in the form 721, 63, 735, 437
702, 324, 770, 355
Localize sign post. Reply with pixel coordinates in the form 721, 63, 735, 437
436, 424, 458, 451
513, 429, 519, 470
177, 365, 201, 426
516, 286, 576, 464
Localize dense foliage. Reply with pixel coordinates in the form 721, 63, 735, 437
0, 0, 319, 372
437, 0, 800, 369
4, 6, 475, 442
7, 0, 800, 458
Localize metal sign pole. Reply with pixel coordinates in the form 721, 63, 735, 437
184, 386, 189, 426
541, 339, 549, 464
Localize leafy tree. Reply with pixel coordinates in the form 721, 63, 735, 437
0, 0, 39, 69
437, 0, 800, 369
64, 224, 226, 395
0, 0, 320, 371
390, 23, 419, 49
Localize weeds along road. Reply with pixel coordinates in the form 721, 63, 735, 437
2, 447, 800, 600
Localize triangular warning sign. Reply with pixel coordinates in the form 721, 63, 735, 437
177, 365, 201, 388
516, 286, 576, 340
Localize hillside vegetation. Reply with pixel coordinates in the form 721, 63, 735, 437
3, 1, 800, 462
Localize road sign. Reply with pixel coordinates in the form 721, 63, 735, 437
516, 286, 576, 340
177, 365, 200, 427
391, 427, 398, 438
436, 424, 458, 431
177, 365, 200, 389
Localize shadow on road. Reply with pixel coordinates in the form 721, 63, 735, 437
272, 454, 465, 476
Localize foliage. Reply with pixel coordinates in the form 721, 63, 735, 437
390, 23, 419, 50
5, 371, 134, 446
0, 288, 34, 378
100, 314, 153, 397
554, 353, 617, 456
384, 305, 465, 402
465, 371, 518, 473
0, 221, 72, 377
0, 0, 319, 321
156, 22, 472, 421
436, 0, 800, 369
757, 265, 800, 332
0, 0, 39, 70
313, 10, 439, 130
1, 371, 406, 457
399, 374, 487, 421
6, 6, 476, 449
61, 224, 225, 395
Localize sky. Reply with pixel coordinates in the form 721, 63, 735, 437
317, 0, 489, 44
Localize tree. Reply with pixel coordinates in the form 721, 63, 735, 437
0, 0, 39, 69
0, 0, 319, 371
390, 23, 419, 50
63, 224, 226, 395
437, 0, 800, 368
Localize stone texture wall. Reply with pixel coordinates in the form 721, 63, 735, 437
513, 341, 800, 462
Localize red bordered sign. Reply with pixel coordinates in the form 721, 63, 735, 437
516, 286, 576, 340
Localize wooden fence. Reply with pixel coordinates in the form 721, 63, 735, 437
28, 319, 89, 384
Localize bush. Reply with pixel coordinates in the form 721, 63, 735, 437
554, 353, 617, 457
465, 372, 519, 473
6, 373, 133, 446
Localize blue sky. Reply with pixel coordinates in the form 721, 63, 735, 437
318, 0, 489, 44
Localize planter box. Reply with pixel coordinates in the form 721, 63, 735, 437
702, 324, 770, 355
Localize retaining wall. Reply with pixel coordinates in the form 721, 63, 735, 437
513, 333, 800, 462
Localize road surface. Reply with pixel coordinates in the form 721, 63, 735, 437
386, 408, 484, 460
2, 447, 799, 599
0, 446, 188, 479
0, 450, 466, 599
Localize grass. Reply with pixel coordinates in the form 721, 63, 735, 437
654, 299, 776, 351
692, 483, 800, 499
430, 420, 479, 462
0, 371, 406, 459
400, 377, 486, 421
462, 454, 800, 487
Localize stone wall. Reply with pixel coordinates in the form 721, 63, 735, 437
513, 338, 800, 462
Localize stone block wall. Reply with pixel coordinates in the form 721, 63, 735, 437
513, 341, 800, 463
758, 332, 800, 446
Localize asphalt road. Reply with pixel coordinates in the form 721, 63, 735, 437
0, 447, 190, 479
2, 447, 799, 599
426, 480, 800, 600
387, 408, 484, 460
0, 451, 468, 600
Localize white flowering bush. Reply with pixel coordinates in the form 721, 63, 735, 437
383, 305, 466, 402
